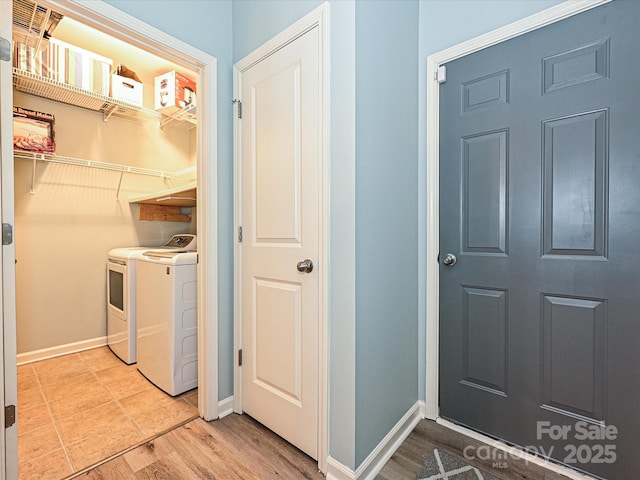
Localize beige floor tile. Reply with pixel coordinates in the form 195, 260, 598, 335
19, 403, 54, 435
57, 401, 138, 445
81, 346, 127, 371
66, 420, 143, 471
18, 385, 46, 410
18, 374, 38, 392
101, 371, 154, 400
18, 363, 35, 378
41, 371, 100, 403
18, 348, 197, 478
178, 388, 199, 408
18, 369, 39, 392
33, 353, 90, 386
18, 423, 63, 465
118, 386, 176, 417
129, 400, 198, 437
18, 448, 72, 480
48, 382, 112, 420
94, 363, 139, 384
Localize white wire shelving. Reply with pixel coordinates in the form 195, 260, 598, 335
13, 68, 161, 122
160, 104, 197, 129
14, 150, 171, 198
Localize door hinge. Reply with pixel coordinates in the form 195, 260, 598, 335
232, 99, 242, 119
238, 349, 243, 367
2, 223, 13, 245
0, 37, 10, 62
238, 226, 243, 243
4, 405, 15, 428
435, 65, 447, 84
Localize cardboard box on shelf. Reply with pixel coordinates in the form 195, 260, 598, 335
111, 74, 144, 106
154, 71, 196, 114
13, 106, 55, 154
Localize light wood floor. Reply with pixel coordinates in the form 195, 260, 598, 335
17, 347, 198, 479
77, 415, 577, 480
77, 413, 325, 479
377, 419, 576, 480
43, 381, 579, 480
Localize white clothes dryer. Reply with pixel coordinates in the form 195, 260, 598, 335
106, 234, 196, 364
136, 250, 198, 396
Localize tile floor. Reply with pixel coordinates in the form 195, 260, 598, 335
17, 346, 199, 479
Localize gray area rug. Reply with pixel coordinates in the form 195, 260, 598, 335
417, 449, 502, 480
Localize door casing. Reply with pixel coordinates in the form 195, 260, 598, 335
232, 3, 329, 473
0, 0, 17, 477
44, 1, 219, 421
11, 0, 219, 424
425, 0, 610, 478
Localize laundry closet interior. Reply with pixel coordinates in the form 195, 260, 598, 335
12, 0, 202, 475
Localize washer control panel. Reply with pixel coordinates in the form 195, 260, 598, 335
163, 234, 197, 251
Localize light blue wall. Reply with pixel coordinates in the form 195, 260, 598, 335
101, 0, 236, 400
325, 1, 358, 470
354, 0, 419, 467
232, 0, 323, 61
416, 0, 565, 400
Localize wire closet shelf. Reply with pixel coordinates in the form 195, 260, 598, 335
13, 68, 162, 121
14, 151, 172, 197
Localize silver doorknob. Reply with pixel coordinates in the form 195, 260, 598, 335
442, 253, 457, 266
297, 259, 314, 273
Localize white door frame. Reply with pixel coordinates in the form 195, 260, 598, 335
0, 1, 17, 477
34, 0, 219, 421
425, 0, 610, 477
232, 3, 329, 473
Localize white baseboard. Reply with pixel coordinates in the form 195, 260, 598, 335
17, 336, 108, 365
419, 399, 427, 417
326, 456, 356, 480
326, 401, 425, 480
356, 401, 424, 479
218, 395, 234, 419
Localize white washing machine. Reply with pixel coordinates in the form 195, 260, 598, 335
106, 234, 196, 364
136, 250, 198, 396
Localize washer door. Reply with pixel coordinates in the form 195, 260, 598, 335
107, 260, 127, 321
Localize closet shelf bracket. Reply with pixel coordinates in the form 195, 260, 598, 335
116, 170, 125, 200
103, 104, 118, 122
29, 154, 42, 194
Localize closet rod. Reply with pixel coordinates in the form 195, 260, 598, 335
14, 151, 170, 178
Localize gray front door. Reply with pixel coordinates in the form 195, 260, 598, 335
439, 2, 640, 479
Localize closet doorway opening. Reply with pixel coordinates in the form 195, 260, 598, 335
5, 0, 218, 477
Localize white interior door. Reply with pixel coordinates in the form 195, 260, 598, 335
0, 1, 18, 478
239, 26, 320, 459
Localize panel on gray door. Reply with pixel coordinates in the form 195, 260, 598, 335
439, 2, 640, 479
462, 130, 508, 254
542, 110, 608, 257
461, 286, 507, 396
